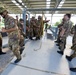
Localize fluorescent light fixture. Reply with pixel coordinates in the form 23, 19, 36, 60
18, 5, 22, 8
25, 6, 27, 8
12, 0, 16, 3
55, 0, 65, 14
22, 3, 24, 6
15, 3, 19, 6
12, 0, 23, 10
59, 4, 63, 7
18, 0, 22, 3
46, 0, 51, 13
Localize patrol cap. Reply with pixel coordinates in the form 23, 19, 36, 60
0, 7, 8, 15
38, 16, 42, 19
19, 19, 24, 21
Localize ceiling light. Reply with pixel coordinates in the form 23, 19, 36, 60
18, 0, 22, 3
12, 0, 16, 3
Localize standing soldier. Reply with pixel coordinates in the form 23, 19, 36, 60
57, 14, 72, 55
0, 7, 21, 63
55, 18, 64, 44
18, 19, 26, 38
29, 16, 35, 40
33, 19, 40, 40
26, 15, 30, 38
17, 19, 25, 54
66, 25, 76, 72
37, 16, 49, 38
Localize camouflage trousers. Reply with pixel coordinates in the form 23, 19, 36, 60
59, 37, 66, 51
19, 35, 25, 47
20, 30, 26, 38
26, 29, 30, 38
40, 26, 44, 37
30, 28, 33, 38
8, 31, 21, 59
33, 28, 40, 38
70, 35, 76, 59
70, 45, 76, 59
72, 35, 76, 46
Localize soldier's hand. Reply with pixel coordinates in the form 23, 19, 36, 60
2, 28, 7, 33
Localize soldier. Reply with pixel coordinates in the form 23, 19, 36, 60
57, 13, 72, 55
17, 19, 25, 54
29, 16, 35, 40
37, 16, 49, 38
70, 25, 75, 48
55, 18, 64, 45
0, 7, 21, 63
33, 19, 40, 40
18, 19, 26, 37
26, 15, 30, 38
66, 25, 76, 72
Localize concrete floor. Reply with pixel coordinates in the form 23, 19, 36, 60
1, 33, 76, 75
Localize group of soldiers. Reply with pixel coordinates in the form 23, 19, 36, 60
29, 16, 49, 40
0, 6, 76, 72
55, 13, 76, 72
0, 7, 49, 63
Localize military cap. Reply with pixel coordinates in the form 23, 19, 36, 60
0, 7, 7, 15
38, 16, 42, 19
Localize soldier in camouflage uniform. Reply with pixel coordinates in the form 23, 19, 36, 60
57, 14, 72, 55
26, 15, 30, 38
29, 16, 35, 40
33, 19, 40, 40
55, 19, 64, 45
29, 17, 40, 40
17, 19, 25, 54
0, 7, 21, 63
37, 16, 50, 38
66, 25, 76, 72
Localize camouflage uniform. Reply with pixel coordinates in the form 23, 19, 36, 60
38, 16, 49, 37
29, 19, 34, 38
33, 19, 40, 39
37, 20, 43, 37
17, 22, 25, 47
71, 26, 75, 47
30, 18, 40, 39
70, 25, 76, 59
4, 15, 21, 59
26, 20, 30, 38
59, 20, 72, 51
56, 24, 63, 43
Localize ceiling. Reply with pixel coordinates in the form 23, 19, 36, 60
0, 0, 76, 14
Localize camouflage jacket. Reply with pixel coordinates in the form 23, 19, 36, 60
63, 20, 72, 37
4, 15, 19, 45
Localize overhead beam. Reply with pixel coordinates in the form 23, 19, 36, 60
51, 0, 62, 14
0, 1, 20, 14
27, 8, 76, 11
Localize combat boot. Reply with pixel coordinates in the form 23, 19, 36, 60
14, 58, 21, 63
70, 67, 76, 72
57, 51, 63, 55
66, 55, 72, 61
